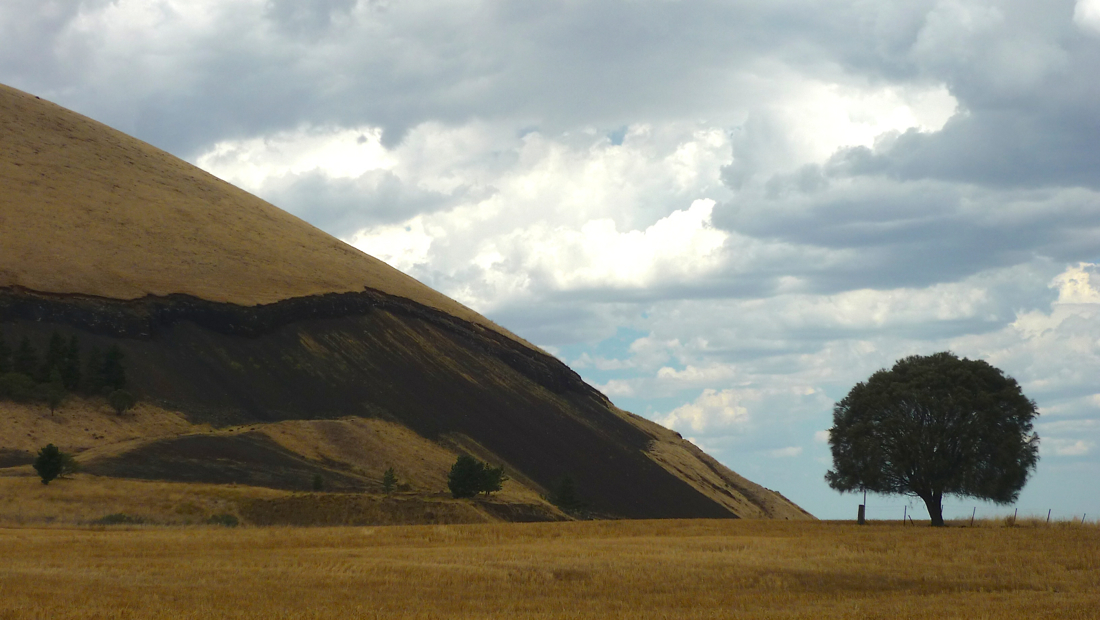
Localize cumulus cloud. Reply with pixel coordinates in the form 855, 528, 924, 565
1074, 0, 1100, 33
657, 388, 752, 435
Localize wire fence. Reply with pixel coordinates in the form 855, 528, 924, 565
847, 497, 1095, 525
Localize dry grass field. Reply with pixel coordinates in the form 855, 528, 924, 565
1, 519, 1096, 619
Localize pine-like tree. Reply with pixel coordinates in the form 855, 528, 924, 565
33, 444, 64, 485
83, 346, 105, 394
382, 467, 397, 494
12, 337, 38, 377
41, 368, 67, 414
0, 329, 11, 374
102, 345, 127, 391
447, 455, 485, 498
39, 331, 66, 382
61, 335, 81, 391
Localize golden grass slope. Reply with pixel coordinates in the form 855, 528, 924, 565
0, 83, 520, 342
0, 520, 1096, 619
0, 397, 559, 517
617, 407, 813, 520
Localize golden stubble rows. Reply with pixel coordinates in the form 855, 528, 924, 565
1, 520, 1097, 619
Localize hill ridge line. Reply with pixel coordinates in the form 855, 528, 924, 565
0, 285, 604, 402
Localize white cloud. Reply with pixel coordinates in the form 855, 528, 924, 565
814, 430, 831, 443
657, 388, 752, 435
197, 126, 393, 189
1052, 263, 1100, 305
769, 446, 803, 458
1044, 439, 1095, 457
1074, 0, 1100, 34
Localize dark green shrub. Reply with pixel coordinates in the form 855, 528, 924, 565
548, 475, 586, 512
61, 335, 81, 390
12, 337, 37, 377
102, 345, 127, 391
108, 389, 136, 415
40, 369, 67, 413
448, 455, 508, 498
0, 329, 11, 374
206, 513, 239, 527
33, 444, 64, 485
382, 467, 397, 494
0, 372, 38, 402
92, 513, 145, 525
312, 473, 325, 491
448, 455, 484, 498
480, 464, 508, 497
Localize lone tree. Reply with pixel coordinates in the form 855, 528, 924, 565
826, 352, 1040, 526
382, 467, 397, 494
448, 455, 484, 498
33, 444, 65, 485
548, 475, 585, 513
108, 389, 136, 415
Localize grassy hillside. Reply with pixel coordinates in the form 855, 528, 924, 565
0, 81, 811, 522
0, 520, 1096, 619
0, 83, 521, 343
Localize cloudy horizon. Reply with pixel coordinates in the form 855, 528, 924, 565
4, 0, 1099, 519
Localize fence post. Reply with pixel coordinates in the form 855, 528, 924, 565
970, 507, 976, 527
1047, 509, 1052, 524
903, 505, 907, 525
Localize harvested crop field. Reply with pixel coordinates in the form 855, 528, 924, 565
0, 519, 1096, 619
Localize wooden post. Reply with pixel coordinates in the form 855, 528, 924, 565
1013, 507, 1017, 525
903, 505, 907, 525
1047, 509, 1052, 523
970, 507, 976, 527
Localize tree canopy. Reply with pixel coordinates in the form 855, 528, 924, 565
825, 352, 1040, 526
447, 455, 507, 498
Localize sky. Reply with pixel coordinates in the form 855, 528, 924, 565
3, 0, 1099, 520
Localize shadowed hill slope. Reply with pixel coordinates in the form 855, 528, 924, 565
0, 83, 811, 521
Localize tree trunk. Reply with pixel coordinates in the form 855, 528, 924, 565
920, 492, 945, 526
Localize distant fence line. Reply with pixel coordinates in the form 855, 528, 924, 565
850, 499, 1095, 524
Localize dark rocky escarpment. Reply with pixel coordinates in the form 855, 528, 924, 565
1, 287, 738, 520
0, 286, 592, 399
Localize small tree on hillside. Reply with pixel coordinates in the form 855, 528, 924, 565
83, 346, 105, 394
33, 444, 65, 485
39, 331, 66, 383
0, 330, 11, 374
102, 345, 127, 392
548, 475, 585, 512
480, 464, 508, 497
13, 337, 38, 377
0, 371, 39, 402
108, 389, 136, 415
40, 369, 67, 414
448, 455, 484, 498
826, 352, 1040, 526
382, 467, 397, 494
61, 335, 81, 391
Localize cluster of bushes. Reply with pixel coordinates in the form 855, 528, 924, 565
447, 455, 508, 498
0, 329, 134, 413
445, 455, 587, 513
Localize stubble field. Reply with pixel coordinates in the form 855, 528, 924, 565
1, 519, 1097, 619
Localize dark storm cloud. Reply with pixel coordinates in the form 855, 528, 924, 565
0, 0, 947, 154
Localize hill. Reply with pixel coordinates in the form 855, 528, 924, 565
0, 83, 811, 523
